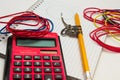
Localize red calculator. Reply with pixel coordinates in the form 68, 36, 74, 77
3, 33, 67, 80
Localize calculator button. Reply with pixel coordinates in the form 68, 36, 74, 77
54, 68, 62, 73
34, 56, 41, 60
44, 74, 52, 80
54, 74, 62, 80
14, 61, 22, 66
44, 68, 52, 73
13, 68, 22, 73
14, 55, 22, 60
34, 68, 42, 73
24, 56, 32, 60
13, 74, 22, 80
44, 62, 51, 66
53, 62, 61, 67
34, 74, 42, 80
34, 62, 42, 66
24, 62, 32, 66
24, 74, 32, 80
52, 56, 60, 60
24, 68, 32, 73
43, 56, 50, 60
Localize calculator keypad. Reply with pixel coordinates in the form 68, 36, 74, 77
12, 55, 65, 80
13, 74, 22, 80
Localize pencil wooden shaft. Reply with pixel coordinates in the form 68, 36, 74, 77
78, 34, 89, 71
75, 13, 90, 72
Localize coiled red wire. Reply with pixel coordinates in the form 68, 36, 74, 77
90, 26, 120, 52
83, 7, 120, 52
0, 11, 51, 37
84, 7, 105, 24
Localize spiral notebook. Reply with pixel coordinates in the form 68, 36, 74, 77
0, 0, 43, 55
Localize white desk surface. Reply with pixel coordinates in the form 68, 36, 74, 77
93, 37, 120, 80
94, 51, 120, 80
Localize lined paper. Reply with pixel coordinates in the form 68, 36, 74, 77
32, 0, 120, 79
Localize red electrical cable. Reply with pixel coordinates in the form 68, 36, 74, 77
90, 26, 120, 52
83, 7, 105, 24
83, 7, 120, 52
83, 7, 120, 26
0, 11, 51, 37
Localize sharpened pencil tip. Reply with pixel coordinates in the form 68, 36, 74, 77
74, 13, 81, 25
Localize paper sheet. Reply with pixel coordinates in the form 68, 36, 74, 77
32, 0, 120, 79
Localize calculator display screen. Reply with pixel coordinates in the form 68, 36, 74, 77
17, 38, 56, 47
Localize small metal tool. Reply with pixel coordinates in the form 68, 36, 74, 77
61, 13, 81, 37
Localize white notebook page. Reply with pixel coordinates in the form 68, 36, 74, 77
32, 0, 120, 79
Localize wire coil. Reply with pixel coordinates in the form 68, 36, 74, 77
83, 7, 120, 52
0, 11, 54, 38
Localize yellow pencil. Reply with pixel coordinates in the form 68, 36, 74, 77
75, 13, 92, 80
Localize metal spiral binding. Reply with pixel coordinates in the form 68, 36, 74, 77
27, 0, 44, 11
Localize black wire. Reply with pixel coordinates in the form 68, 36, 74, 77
102, 10, 120, 25
0, 53, 6, 59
